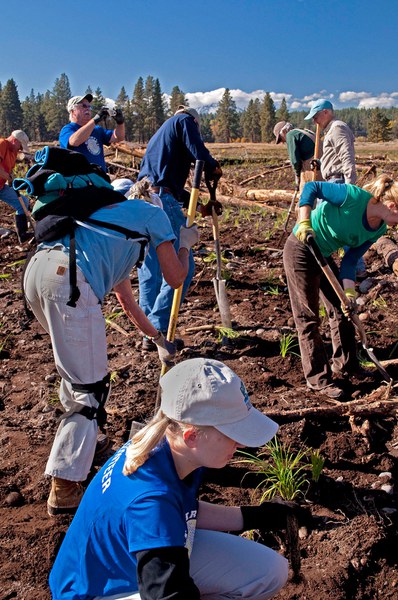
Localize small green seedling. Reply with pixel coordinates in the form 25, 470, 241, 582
309, 449, 325, 482
279, 333, 300, 358
237, 437, 309, 502
215, 327, 240, 343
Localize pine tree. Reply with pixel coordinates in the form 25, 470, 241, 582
367, 108, 391, 142
144, 76, 156, 140
44, 73, 71, 139
241, 99, 261, 142
22, 89, 41, 141
85, 85, 94, 97
260, 92, 276, 142
276, 97, 290, 122
152, 78, 166, 132
169, 85, 187, 116
199, 113, 215, 143
116, 86, 129, 107
131, 77, 146, 143
213, 88, 240, 142
91, 87, 106, 114
0, 78, 23, 135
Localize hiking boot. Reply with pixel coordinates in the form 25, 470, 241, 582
95, 432, 110, 457
307, 383, 345, 400
142, 335, 184, 352
47, 477, 84, 517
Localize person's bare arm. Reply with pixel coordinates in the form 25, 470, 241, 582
68, 120, 97, 147
113, 278, 158, 337
110, 122, 125, 143
197, 501, 243, 531
156, 242, 190, 288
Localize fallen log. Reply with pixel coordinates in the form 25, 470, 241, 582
239, 163, 290, 186
208, 192, 287, 212
246, 189, 295, 202
373, 236, 398, 276
113, 143, 146, 159
266, 397, 398, 423
106, 161, 140, 174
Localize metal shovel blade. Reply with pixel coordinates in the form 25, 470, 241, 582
213, 277, 232, 329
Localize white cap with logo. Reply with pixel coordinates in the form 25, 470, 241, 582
160, 358, 278, 447
11, 130, 29, 153
67, 93, 93, 113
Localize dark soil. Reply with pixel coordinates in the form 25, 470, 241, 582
1, 159, 398, 599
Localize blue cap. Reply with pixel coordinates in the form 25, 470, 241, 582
304, 99, 333, 120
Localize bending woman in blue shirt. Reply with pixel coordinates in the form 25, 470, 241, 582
49, 358, 303, 599
283, 174, 398, 400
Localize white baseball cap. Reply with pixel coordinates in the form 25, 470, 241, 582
160, 358, 278, 447
11, 130, 29, 153
175, 105, 201, 127
67, 93, 93, 112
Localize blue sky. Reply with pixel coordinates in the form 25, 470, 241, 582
3, 0, 398, 111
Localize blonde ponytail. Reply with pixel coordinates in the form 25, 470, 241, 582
123, 410, 181, 475
363, 174, 398, 203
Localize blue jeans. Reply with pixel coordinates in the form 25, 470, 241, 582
138, 191, 195, 332
0, 184, 29, 215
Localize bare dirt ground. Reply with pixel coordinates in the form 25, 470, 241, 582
1, 143, 398, 600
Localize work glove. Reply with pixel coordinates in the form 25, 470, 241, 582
295, 219, 315, 243
93, 106, 110, 124
240, 499, 311, 533
199, 199, 223, 217
310, 158, 321, 171
152, 331, 176, 367
341, 287, 357, 318
205, 162, 222, 182
114, 108, 125, 124
179, 224, 199, 251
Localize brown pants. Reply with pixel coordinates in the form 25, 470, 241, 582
283, 234, 357, 389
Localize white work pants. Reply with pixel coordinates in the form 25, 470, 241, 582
94, 529, 288, 600
24, 249, 108, 481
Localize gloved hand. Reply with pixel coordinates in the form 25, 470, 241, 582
152, 331, 176, 366
205, 162, 222, 182
241, 499, 311, 533
295, 219, 314, 243
341, 287, 357, 318
179, 224, 199, 251
199, 199, 223, 217
310, 158, 321, 171
114, 108, 125, 124
93, 106, 110, 124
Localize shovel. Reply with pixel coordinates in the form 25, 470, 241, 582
205, 178, 232, 344
306, 234, 392, 383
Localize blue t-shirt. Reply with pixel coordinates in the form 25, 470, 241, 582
138, 113, 218, 199
49, 440, 202, 600
40, 199, 176, 301
59, 123, 114, 171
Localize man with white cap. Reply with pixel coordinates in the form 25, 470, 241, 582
0, 130, 31, 242
273, 121, 319, 192
137, 106, 222, 351
304, 99, 366, 278
50, 357, 305, 599
59, 93, 125, 172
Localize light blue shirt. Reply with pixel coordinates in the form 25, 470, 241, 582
40, 199, 176, 301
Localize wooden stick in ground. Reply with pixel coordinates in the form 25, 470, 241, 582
154, 159, 205, 413
312, 124, 322, 181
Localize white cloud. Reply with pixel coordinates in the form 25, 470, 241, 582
339, 91, 371, 103
172, 88, 398, 113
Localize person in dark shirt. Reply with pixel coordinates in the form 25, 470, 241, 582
137, 106, 222, 349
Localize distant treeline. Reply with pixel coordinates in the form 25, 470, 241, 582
1, 73, 397, 144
